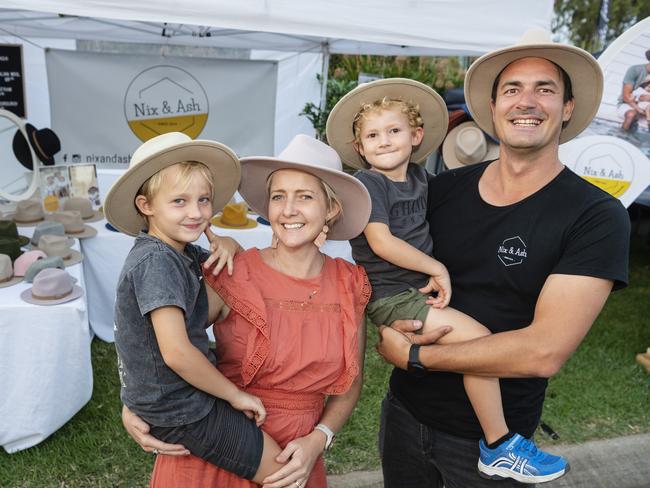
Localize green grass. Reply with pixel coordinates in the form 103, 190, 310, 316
2, 237, 649, 487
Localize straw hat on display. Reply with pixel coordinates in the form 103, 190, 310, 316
239, 134, 370, 241
442, 121, 500, 169
36, 234, 83, 266
0, 254, 23, 288
104, 132, 241, 237
211, 202, 258, 229
46, 211, 98, 239
326, 78, 449, 169
13, 199, 45, 225
464, 28, 603, 144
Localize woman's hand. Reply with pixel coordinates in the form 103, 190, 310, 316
202, 227, 241, 276
261, 431, 325, 488
121, 405, 190, 456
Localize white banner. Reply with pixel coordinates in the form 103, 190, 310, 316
46, 49, 277, 169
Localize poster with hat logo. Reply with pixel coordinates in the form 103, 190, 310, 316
561, 17, 650, 207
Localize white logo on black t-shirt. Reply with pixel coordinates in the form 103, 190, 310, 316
497, 236, 527, 267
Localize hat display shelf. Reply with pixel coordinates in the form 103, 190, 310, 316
0, 109, 40, 202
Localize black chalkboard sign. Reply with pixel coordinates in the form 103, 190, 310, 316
0, 44, 25, 117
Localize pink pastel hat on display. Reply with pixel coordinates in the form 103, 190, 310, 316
20, 268, 84, 306
13, 250, 47, 277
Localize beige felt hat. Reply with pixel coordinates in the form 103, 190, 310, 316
464, 28, 603, 145
211, 202, 258, 229
326, 78, 449, 169
20, 268, 83, 306
14, 199, 44, 226
46, 211, 98, 239
442, 121, 500, 169
0, 253, 23, 288
37, 234, 84, 266
239, 134, 371, 241
63, 197, 103, 223
104, 132, 241, 237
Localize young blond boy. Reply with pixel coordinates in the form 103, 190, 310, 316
326, 79, 568, 484
105, 132, 282, 482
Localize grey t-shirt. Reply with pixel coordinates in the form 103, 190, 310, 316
114, 232, 215, 427
350, 163, 433, 300
618, 64, 650, 104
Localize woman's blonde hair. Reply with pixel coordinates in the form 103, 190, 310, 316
266, 170, 342, 228
352, 97, 423, 144
136, 161, 214, 219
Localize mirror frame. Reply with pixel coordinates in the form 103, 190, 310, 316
0, 108, 40, 202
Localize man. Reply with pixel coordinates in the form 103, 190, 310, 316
617, 49, 650, 131
376, 29, 630, 488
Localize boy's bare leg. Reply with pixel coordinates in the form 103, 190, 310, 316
423, 306, 508, 444
251, 431, 285, 483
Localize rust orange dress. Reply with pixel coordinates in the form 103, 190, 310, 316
150, 248, 370, 487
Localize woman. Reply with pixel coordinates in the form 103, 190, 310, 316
123, 134, 371, 488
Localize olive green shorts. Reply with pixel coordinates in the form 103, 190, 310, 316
366, 288, 430, 328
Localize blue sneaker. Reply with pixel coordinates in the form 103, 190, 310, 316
478, 433, 569, 484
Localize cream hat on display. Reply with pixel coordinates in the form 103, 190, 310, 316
20, 268, 83, 306
14, 199, 44, 225
464, 28, 603, 145
63, 197, 103, 222
104, 132, 241, 237
46, 211, 98, 239
326, 78, 449, 169
0, 254, 23, 288
37, 234, 84, 266
239, 134, 371, 241
442, 121, 500, 169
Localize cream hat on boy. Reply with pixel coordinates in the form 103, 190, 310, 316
239, 134, 371, 240
326, 78, 449, 169
0, 254, 23, 288
105, 132, 241, 236
442, 121, 500, 169
464, 28, 603, 145
63, 197, 103, 223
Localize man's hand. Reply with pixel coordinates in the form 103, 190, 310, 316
376, 324, 451, 369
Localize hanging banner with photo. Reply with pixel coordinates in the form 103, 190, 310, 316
561, 17, 650, 207
46, 49, 277, 169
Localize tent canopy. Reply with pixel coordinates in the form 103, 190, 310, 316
0, 1, 553, 56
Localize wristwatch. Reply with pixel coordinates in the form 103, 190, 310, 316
314, 423, 336, 451
407, 344, 427, 377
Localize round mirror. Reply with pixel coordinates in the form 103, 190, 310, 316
0, 109, 39, 202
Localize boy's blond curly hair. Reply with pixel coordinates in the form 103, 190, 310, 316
352, 97, 423, 144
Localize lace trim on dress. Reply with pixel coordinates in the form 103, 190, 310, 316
263, 298, 341, 313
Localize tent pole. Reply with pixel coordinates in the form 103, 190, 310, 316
319, 41, 330, 113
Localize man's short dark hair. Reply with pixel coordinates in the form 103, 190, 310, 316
490, 60, 574, 105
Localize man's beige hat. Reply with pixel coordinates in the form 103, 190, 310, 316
37, 234, 83, 266
46, 211, 98, 239
239, 134, 371, 241
464, 28, 603, 144
442, 121, 500, 169
104, 132, 241, 237
326, 78, 449, 169
14, 199, 44, 225
63, 197, 103, 222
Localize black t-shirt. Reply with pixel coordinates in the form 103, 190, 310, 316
390, 161, 630, 440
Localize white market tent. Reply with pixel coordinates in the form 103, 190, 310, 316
0, 0, 553, 151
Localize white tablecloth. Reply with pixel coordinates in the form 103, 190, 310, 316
80, 218, 353, 342
0, 236, 92, 453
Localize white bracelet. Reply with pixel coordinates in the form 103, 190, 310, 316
314, 423, 335, 450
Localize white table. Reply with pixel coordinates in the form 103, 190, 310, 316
0, 236, 92, 453
80, 218, 353, 342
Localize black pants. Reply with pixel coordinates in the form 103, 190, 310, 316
379, 390, 532, 488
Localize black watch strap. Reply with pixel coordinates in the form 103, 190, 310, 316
407, 344, 427, 377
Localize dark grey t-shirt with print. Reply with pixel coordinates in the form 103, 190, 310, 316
114, 232, 215, 427
350, 163, 433, 300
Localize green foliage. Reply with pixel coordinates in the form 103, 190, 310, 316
300, 55, 466, 141
553, 0, 650, 52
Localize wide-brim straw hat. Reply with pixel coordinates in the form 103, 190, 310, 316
442, 121, 500, 169
211, 202, 258, 229
326, 78, 449, 169
464, 28, 603, 145
239, 134, 371, 241
104, 132, 241, 237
